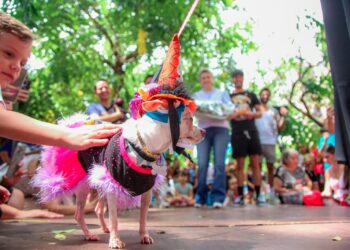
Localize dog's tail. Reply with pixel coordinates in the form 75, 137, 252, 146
31, 114, 88, 203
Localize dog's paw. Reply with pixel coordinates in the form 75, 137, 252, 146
140, 234, 154, 245
84, 234, 99, 241
101, 226, 110, 233
109, 237, 125, 249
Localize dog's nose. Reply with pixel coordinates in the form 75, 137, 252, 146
200, 129, 206, 137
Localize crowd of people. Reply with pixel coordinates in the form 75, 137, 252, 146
0, 12, 349, 222
151, 69, 350, 209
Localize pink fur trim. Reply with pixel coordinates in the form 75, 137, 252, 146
88, 164, 141, 209
31, 147, 87, 202
31, 114, 89, 202
88, 164, 164, 209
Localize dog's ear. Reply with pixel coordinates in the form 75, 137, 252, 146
142, 99, 169, 112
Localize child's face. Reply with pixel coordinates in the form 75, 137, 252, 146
0, 32, 32, 89
229, 181, 237, 190
179, 174, 187, 183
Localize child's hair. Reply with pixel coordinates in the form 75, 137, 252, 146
0, 12, 33, 42
325, 144, 335, 154
198, 68, 213, 79
178, 170, 189, 178
229, 177, 237, 186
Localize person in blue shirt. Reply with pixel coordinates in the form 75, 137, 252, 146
87, 80, 125, 123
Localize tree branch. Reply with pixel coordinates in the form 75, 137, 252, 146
300, 91, 323, 127
81, 7, 114, 50
288, 56, 324, 127
124, 50, 139, 63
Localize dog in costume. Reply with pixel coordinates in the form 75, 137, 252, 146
32, 33, 205, 249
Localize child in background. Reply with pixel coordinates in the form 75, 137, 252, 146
224, 177, 238, 207
0, 12, 119, 151
156, 164, 177, 208
304, 154, 320, 191
174, 171, 195, 207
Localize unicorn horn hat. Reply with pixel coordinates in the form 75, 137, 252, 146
129, 33, 196, 120
129, 0, 200, 118
129, 33, 197, 160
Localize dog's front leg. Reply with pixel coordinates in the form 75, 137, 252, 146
139, 189, 154, 244
74, 184, 99, 241
107, 193, 125, 249
95, 198, 109, 233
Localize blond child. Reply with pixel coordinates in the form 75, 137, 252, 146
0, 12, 119, 150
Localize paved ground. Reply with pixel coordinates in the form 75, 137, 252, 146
1, 202, 350, 250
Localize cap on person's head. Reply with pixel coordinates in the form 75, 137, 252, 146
232, 69, 244, 77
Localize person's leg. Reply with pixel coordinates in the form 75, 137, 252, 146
6, 188, 24, 210
266, 162, 274, 187
264, 144, 277, 202
231, 131, 247, 201
195, 128, 212, 205
247, 130, 262, 204
0, 204, 63, 220
236, 157, 245, 203
250, 154, 262, 199
212, 128, 230, 205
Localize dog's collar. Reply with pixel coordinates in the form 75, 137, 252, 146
128, 140, 156, 162
136, 123, 160, 160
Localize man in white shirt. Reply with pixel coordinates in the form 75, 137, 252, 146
255, 88, 288, 202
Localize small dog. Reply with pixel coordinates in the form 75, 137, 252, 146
33, 32, 204, 249
33, 101, 204, 249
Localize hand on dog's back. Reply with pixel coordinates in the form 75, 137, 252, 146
62, 124, 121, 150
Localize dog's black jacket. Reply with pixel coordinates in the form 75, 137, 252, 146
78, 132, 156, 196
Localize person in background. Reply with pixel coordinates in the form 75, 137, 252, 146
274, 149, 313, 205
304, 154, 320, 191
87, 80, 125, 123
224, 177, 238, 207
255, 87, 288, 204
225, 161, 236, 192
324, 145, 345, 202
114, 97, 129, 123
318, 108, 336, 197
173, 171, 195, 207
144, 74, 154, 85
228, 69, 262, 206
193, 69, 231, 209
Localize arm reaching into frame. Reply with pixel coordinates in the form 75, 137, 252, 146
0, 110, 120, 150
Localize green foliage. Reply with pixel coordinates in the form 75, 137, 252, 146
2, 0, 254, 122
267, 16, 333, 148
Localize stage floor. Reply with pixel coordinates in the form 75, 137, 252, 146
1, 202, 350, 250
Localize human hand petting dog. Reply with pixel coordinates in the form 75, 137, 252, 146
61, 124, 121, 150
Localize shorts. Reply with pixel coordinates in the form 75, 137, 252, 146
260, 144, 276, 164
231, 130, 262, 158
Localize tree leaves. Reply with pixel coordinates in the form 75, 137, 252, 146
3, 0, 254, 121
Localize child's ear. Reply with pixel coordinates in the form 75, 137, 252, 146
142, 99, 169, 112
